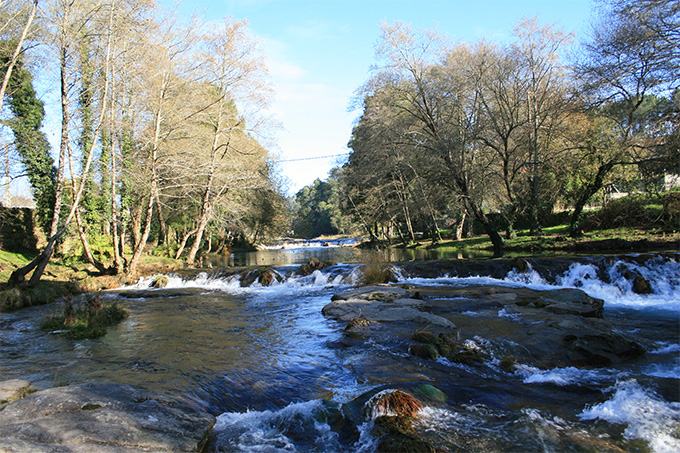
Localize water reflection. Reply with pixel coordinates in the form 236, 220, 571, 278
204, 239, 492, 268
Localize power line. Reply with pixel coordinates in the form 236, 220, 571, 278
279, 153, 350, 163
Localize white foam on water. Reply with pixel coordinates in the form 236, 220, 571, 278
127, 266, 354, 297
402, 256, 680, 312
514, 364, 618, 386
579, 380, 680, 453
642, 360, 680, 379
651, 343, 680, 355
212, 399, 341, 452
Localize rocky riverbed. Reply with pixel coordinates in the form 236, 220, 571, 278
323, 283, 645, 369
1, 253, 678, 452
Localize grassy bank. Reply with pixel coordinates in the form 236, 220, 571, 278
415, 226, 679, 257
0, 253, 184, 312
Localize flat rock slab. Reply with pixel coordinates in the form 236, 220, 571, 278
0, 382, 215, 452
0, 379, 33, 406
324, 286, 455, 328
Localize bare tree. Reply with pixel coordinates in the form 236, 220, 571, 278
9, 0, 115, 285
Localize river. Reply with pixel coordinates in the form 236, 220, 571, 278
1, 241, 678, 452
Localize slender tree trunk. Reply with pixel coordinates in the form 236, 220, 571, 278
156, 193, 166, 245
0, 0, 37, 114
110, 110, 123, 274
126, 77, 166, 275
569, 160, 616, 235
454, 212, 466, 241
73, 208, 108, 273
67, 132, 109, 274
127, 190, 154, 275
130, 203, 142, 248
186, 104, 224, 267
175, 227, 197, 260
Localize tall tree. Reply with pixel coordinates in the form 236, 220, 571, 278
569, 0, 680, 233
9, 0, 116, 285
1, 55, 55, 232
184, 18, 271, 266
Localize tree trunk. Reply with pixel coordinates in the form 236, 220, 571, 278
73, 208, 109, 274
127, 191, 154, 275
465, 198, 504, 257
569, 161, 616, 236
175, 227, 197, 260
454, 212, 467, 241
156, 193, 166, 245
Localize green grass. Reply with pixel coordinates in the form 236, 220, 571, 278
415, 224, 677, 256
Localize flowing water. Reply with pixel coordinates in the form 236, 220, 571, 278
1, 243, 679, 452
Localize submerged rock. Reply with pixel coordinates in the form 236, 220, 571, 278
0, 382, 215, 452
632, 275, 653, 294
150, 275, 169, 289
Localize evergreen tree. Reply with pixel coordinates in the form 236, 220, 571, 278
1, 51, 56, 233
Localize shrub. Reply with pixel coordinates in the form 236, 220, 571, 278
360, 252, 398, 285
583, 193, 671, 230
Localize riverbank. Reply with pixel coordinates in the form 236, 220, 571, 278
0, 254, 185, 312
410, 226, 679, 256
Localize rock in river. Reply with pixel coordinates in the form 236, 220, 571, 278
323, 283, 646, 369
0, 382, 215, 452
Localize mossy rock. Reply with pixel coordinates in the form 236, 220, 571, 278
451, 350, 485, 365
374, 415, 417, 436
413, 384, 447, 404
409, 343, 438, 360
150, 275, 169, 288
411, 331, 439, 344
345, 316, 376, 330
499, 356, 518, 372
377, 435, 436, 453
411, 331, 455, 357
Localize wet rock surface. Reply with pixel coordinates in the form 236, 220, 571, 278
0, 382, 215, 452
324, 283, 645, 369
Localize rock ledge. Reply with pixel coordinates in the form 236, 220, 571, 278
0, 382, 215, 452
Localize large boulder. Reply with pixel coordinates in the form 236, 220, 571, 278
0, 382, 215, 452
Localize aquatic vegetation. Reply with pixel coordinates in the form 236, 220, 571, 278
41, 295, 128, 339
368, 390, 423, 419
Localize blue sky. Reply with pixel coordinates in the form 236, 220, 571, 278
163, 0, 596, 195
